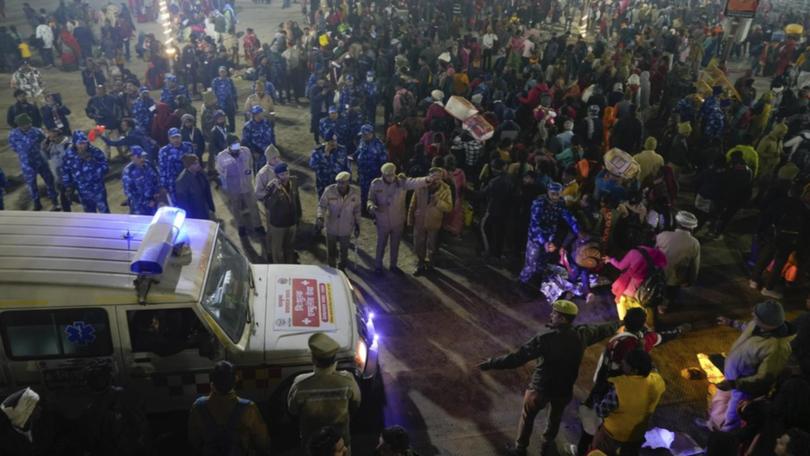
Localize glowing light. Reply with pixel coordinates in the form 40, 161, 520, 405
354, 339, 368, 370
150, 206, 186, 231
371, 334, 379, 350
367, 312, 375, 325
697, 353, 725, 384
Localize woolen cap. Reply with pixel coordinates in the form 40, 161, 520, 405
360, 124, 374, 135
552, 299, 579, 316
168, 127, 181, 137
754, 300, 785, 327
335, 171, 351, 182
250, 105, 264, 114
675, 210, 698, 229
308, 332, 340, 359
14, 113, 32, 127
273, 162, 288, 175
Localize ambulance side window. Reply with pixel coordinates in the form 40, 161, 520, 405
0, 308, 113, 360
127, 309, 206, 357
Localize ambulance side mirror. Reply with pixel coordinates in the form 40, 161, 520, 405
198, 333, 221, 360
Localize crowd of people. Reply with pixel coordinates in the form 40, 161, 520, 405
3, 0, 810, 454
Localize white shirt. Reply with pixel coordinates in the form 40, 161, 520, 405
522, 39, 535, 58
482, 33, 498, 50
36, 24, 54, 49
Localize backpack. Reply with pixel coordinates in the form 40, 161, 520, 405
195, 397, 250, 456
635, 248, 666, 308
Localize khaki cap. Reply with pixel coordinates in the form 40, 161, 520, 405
308, 333, 340, 359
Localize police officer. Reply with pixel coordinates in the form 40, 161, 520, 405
356, 124, 388, 213
361, 70, 378, 126
519, 182, 580, 284
188, 360, 270, 455
242, 105, 275, 173
216, 141, 262, 237
309, 132, 350, 199
131, 86, 155, 133
342, 105, 363, 157
122, 145, 159, 215
288, 333, 361, 453
478, 300, 620, 456
160, 74, 189, 111
318, 106, 339, 142
62, 131, 110, 213
211, 66, 237, 132
316, 172, 361, 270
337, 74, 358, 113
8, 113, 58, 210
158, 127, 194, 204
368, 162, 433, 274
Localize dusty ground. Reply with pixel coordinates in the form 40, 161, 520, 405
1, 1, 808, 455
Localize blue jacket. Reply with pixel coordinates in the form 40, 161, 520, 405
528, 195, 579, 245
158, 142, 194, 196
131, 97, 155, 133
356, 137, 387, 180
211, 77, 238, 109
122, 161, 159, 214
8, 127, 46, 167
61, 145, 109, 193
242, 119, 275, 153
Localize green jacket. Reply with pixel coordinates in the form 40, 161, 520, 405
484, 321, 620, 397
724, 320, 796, 395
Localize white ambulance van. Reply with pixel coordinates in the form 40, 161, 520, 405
0, 208, 379, 418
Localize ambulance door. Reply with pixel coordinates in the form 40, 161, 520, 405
115, 304, 222, 412
0, 307, 117, 417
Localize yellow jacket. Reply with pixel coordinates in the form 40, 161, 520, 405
602, 372, 666, 443
408, 182, 453, 231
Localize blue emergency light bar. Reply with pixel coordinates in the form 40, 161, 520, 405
130, 207, 186, 275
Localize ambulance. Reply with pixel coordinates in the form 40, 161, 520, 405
0, 208, 380, 419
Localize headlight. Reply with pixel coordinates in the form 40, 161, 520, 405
354, 339, 368, 372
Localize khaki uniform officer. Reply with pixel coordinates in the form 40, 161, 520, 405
316, 171, 361, 270
368, 162, 433, 274
288, 333, 362, 453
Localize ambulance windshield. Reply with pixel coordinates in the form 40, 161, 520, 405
201, 232, 251, 342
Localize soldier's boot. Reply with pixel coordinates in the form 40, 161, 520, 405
33, 199, 43, 211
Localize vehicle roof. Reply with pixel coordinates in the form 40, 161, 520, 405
0, 211, 218, 307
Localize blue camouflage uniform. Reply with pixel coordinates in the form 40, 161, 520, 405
699, 94, 727, 141
342, 111, 363, 156
519, 194, 579, 283
158, 141, 195, 203
211, 76, 237, 110
8, 126, 58, 205
61, 143, 110, 213
319, 115, 338, 142
309, 143, 350, 198
361, 78, 378, 125
160, 79, 190, 110
242, 118, 275, 171
131, 92, 155, 133
122, 160, 160, 215
338, 79, 359, 113
356, 136, 387, 209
